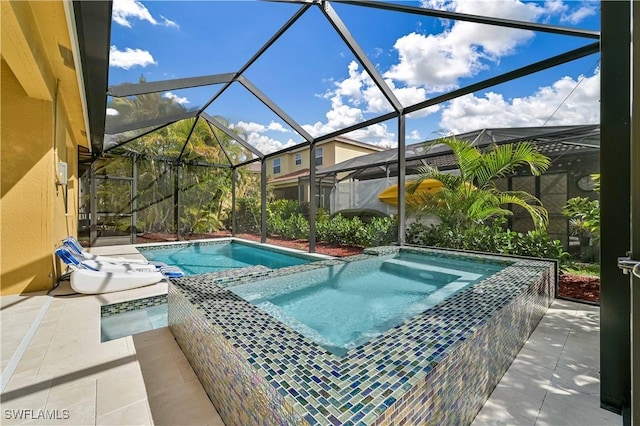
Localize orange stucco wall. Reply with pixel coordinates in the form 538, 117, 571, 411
1, 0, 87, 295
1, 61, 79, 295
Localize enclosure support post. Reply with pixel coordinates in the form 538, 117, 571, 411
600, 0, 632, 420
89, 161, 97, 246
309, 144, 317, 253
261, 160, 267, 243
630, 2, 640, 424
397, 115, 406, 246
131, 155, 138, 244
231, 167, 237, 237
174, 163, 181, 241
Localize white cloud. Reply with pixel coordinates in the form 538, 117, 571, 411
160, 15, 180, 29
439, 69, 600, 133
345, 123, 397, 148
561, 5, 597, 24
163, 92, 190, 105
388, 0, 572, 91
384, 32, 483, 91
232, 121, 266, 133
232, 121, 290, 134
112, 0, 157, 27
229, 121, 294, 153
408, 130, 422, 140
420, 0, 564, 20
112, 0, 179, 28
106, 108, 120, 116
302, 103, 365, 138
301, 61, 440, 145
543, 0, 569, 16
109, 45, 156, 69
301, 1, 592, 146
246, 133, 295, 155
267, 122, 290, 133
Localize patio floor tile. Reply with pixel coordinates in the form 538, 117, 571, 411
0, 255, 622, 426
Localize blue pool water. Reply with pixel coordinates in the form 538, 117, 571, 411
231, 253, 508, 356
138, 242, 311, 276
101, 303, 167, 342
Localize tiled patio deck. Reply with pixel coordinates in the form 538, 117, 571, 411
0, 246, 622, 425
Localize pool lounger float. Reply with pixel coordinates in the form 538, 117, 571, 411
69, 268, 166, 294
55, 247, 183, 294
62, 236, 148, 265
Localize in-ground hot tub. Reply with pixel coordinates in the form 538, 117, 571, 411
168, 246, 556, 425
229, 251, 508, 357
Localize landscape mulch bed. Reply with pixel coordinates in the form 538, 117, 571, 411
558, 273, 600, 304
136, 232, 599, 304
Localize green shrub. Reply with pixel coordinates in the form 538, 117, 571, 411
316, 214, 351, 245
266, 213, 286, 236
406, 222, 567, 261
296, 202, 330, 222
315, 214, 397, 247
282, 214, 309, 240
562, 197, 600, 242
330, 209, 390, 224
362, 217, 398, 246
264, 202, 397, 247
267, 199, 299, 220
508, 230, 568, 260
235, 197, 261, 233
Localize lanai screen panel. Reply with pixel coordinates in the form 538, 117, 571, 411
105, 85, 215, 126
108, 120, 200, 162
104, 83, 223, 152
329, 2, 598, 143
203, 82, 307, 155
134, 156, 177, 238
234, 163, 263, 237
242, 4, 395, 143
405, 58, 600, 138
198, 117, 260, 167
179, 163, 233, 236
107, 2, 303, 79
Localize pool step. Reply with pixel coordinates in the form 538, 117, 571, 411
381, 258, 482, 283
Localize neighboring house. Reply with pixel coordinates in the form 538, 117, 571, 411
318, 125, 600, 248
267, 137, 385, 208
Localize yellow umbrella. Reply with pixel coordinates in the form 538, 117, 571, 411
378, 178, 444, 206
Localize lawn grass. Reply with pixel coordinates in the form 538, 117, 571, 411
562, 262, 600, 277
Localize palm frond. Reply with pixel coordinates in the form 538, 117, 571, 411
437, 137, 482, 180
497, 191, 549, 231
476, 142, 550, 187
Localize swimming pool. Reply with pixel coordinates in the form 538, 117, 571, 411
230, 252, 507, 355
137, 239, 313, 275
169, 245, 556, 425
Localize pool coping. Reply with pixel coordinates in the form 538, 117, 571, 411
134, 237, 334, 280
168, 245, 556, 425
134, 237, 335, 261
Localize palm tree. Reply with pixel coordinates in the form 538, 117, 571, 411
408, 137, 551, 231
105, 81, 261, 235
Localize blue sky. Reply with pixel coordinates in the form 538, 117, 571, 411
107, 0, 601, 153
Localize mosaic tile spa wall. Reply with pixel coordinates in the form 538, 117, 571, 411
168, 246, 555, 425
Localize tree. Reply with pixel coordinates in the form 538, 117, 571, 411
102, 80, 258, 235
408, 137, 551, 231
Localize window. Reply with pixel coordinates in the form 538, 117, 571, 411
315, 147, 323, 166
295, 153, 302, 166
273, 158, 281, 174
